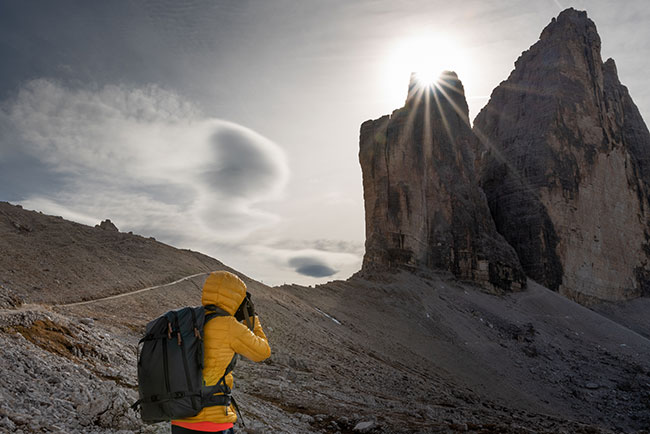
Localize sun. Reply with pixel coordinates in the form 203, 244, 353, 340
381, 33, 469, 105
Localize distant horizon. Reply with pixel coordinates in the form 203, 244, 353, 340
1, 1, 649, 286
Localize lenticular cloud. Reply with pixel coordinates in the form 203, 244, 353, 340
2, 79, 289, 241
203, 124, 289, 201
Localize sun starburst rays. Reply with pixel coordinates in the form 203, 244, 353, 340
413, 71, 443, 89
385, 34, 544, 219
382, 32, 471, 110
405, 71, 467, 149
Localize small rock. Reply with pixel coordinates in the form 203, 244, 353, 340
10, 413, 29, 425
354, 420, 375, 432
95, 219, 119, 232
11, 221, 31, 232
585, 382, 599, 389
0, 417, 16, 430
80, 318, 94, 326
286, 370, 297, 382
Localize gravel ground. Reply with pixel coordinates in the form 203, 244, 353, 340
1, 203, 649, 433
2, 270, 649, 433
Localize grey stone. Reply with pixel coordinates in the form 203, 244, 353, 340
10, 412, 29, 425
354, 420, 376, 432
0, 417, 16, 430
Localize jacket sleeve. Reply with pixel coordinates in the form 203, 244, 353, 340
230, 316, 271, 362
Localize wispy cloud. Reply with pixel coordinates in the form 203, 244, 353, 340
2, 79, 289, 242
269, 238, 364, 255
1, 78, 363, 285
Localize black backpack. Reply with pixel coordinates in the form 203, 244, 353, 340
131, 304, 240, 423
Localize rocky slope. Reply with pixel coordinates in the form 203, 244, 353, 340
0, 204, 649, 433
359, 72, 525, 292
0, 201, 222, 305
473, 8, 650, 303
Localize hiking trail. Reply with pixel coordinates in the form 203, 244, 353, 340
59, 272, 209, 307
0, 271, 211, 317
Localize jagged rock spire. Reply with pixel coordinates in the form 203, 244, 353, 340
473, 8, 650, 302
359, 71, 525, 292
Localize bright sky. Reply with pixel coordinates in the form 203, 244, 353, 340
1, 0, 649, 286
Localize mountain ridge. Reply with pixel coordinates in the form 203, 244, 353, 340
0, 201, 222, 305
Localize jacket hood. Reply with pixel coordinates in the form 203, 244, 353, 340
201, 271, 247, 315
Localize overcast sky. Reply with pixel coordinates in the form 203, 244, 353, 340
1, 0, 649, 286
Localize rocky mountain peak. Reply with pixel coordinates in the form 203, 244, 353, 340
474, 8, 650, 303
405, 71, 469, 120
507, 7, 603, 101
360, 72, 525, 291
603, 57, 617, 74
540, 7, 597, 41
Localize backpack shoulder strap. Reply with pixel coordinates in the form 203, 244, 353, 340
199, 304, 246, 426
204, 304, 230, 322
201, 303, 237, 390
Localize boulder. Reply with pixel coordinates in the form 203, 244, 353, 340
95, 219, 119, 232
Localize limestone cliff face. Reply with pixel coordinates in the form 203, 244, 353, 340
473, 8, 650, 302
360, 72, 525, 292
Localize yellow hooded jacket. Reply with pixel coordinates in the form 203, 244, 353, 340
174, 271, 271, 425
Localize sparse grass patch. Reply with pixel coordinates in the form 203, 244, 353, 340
13, 319, 93, 360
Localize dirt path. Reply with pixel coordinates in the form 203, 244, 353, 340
58, 272, 210, 307
0, 272, 211, 317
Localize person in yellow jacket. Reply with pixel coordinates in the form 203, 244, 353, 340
171, 271, 271, 433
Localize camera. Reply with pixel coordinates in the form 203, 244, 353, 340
235, 292, 255, 328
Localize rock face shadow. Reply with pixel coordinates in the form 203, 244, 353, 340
474, 8, 650, 303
